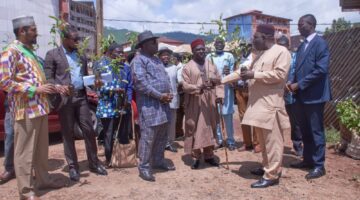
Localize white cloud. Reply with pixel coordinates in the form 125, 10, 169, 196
104, 0, 360, 35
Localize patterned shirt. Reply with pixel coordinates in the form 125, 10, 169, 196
95, 60, 133, 118
131, 53, 171, 127
0, 40, 50, 120
284, 52, 297, 105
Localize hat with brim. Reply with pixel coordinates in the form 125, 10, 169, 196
135, 30, 159, 49
158, 46, 173, 55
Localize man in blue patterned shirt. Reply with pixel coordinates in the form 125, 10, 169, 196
94, 43, 133, 166
277, 35, 303, 157
131, 31, 175, 182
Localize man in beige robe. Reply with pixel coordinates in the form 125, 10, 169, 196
240, 24, 291, 188
182, 38, 224, 169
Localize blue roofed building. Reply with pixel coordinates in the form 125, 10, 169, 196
224, 10, 292, 43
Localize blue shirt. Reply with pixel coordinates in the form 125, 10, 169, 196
206, 52, 235, 115
284, 52, 297, 105
62, 47, 84, 89
94, 58, 133, 118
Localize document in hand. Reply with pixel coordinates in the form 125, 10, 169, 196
83, 72, 113, 86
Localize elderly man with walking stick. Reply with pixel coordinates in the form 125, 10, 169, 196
182, 38, 224, 169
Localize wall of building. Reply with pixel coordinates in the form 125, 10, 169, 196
66, 0, 96, 54
0, 0, 59, 58
226, 15, 253, 43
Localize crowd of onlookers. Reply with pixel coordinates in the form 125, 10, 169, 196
0, 13, 331, 199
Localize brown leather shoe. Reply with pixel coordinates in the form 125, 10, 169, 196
254, 145, 262, 153
26, 195, 41, 200
0, 170, 15, 184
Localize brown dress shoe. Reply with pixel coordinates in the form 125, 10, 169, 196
0, 170, 15, 184
253, 145, 262, 153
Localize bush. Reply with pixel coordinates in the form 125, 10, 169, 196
336, 99, 360, 135
325, 127, 341, 144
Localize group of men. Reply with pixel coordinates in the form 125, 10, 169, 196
0, 12, 331, 199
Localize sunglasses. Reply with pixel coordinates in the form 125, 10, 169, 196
68, 37, 81, 42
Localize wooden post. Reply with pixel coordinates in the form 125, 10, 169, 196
96, 0, 103, 56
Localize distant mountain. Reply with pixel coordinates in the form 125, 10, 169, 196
104, 27, 215, 44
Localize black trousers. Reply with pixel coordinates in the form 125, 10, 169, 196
58, 95, 99, 170
100, 118, 120, 162
285, 103, 303, 152
100, 109, 133, 162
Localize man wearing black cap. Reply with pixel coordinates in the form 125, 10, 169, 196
0, 16, 61, 199
131, 31, 175, 182
158, 46, 179, 153
240, 24, 291, 188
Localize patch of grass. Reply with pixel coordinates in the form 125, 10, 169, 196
326, 126, 341, 144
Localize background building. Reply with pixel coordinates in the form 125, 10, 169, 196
0, 0, 59, 58
60, 0, 96, 54
224, 10, 291, 43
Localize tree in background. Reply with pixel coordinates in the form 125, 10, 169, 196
325, 17, 352, 35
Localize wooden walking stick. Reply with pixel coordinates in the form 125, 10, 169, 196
217, 102, 230, 170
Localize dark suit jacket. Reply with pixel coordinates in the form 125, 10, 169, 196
44, 46, 88, 85
44, 46, 88, 110
289, 35, 332, 104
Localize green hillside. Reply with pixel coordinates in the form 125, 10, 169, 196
104, 27, 215, 44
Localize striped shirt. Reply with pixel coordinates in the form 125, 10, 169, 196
0, 40, 50, 120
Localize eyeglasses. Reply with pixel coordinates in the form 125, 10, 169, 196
68, 37, 80, 42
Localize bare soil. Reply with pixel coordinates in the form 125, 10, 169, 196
0, 111, 359, 200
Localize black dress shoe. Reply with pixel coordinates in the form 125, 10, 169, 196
204, 158, 219, 167
305, 167, 326, 180
251, 178, 279, 188
0, 170, 15, 184
69, 168, 80, 182
250, 168, 265, 176
290, 161, 313, 169
89, 164, 108, 176
139, 171, 155, 182
191, 159, 200, 169
228, 145, 236, 151
244, 145, 254, 151
154, 164, 176, 171
165, 145, 178, 152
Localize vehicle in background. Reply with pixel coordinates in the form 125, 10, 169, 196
0, 89, 99, 141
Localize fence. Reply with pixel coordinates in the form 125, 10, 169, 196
323, 27, 360, 129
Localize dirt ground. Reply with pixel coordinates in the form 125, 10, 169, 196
0, 110, 359, 200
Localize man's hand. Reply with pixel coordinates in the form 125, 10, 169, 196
215, 97, 224, 105
240, 70, 254, 80
94, 79, 103, 89
223, 65, 230, 75
289, 83, 299, 92
36, 84, 57, 94
210, 77, 221, 86
114, 88, 125, 94
55, 85, 70, 95
160, 93, 173, 104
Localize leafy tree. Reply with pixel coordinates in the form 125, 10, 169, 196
325, 17, 352, 35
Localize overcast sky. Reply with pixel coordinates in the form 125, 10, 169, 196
103, 0, 360, 35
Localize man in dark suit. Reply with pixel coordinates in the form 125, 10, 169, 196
287, 14, 331, 180
44, 25, 107, 181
